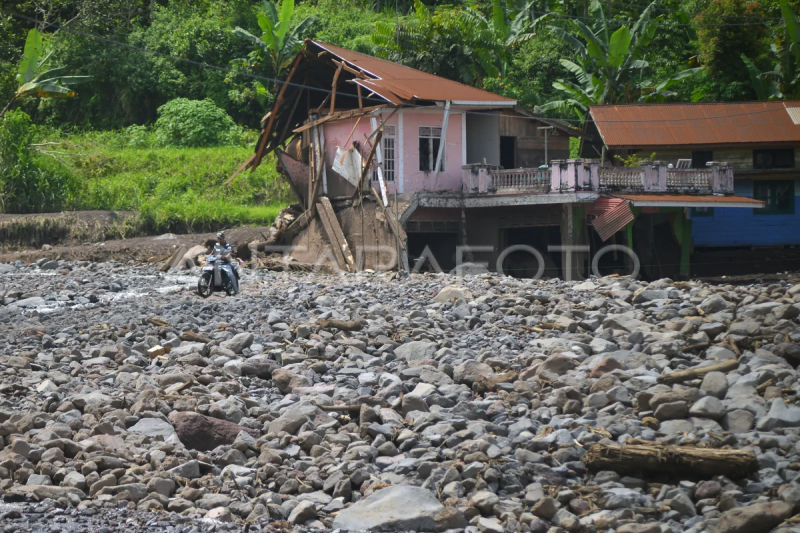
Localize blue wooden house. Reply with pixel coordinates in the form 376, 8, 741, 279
583, 101, 800, 276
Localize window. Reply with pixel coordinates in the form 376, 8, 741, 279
373, 125, 396, 182
419, 126, 443, 172
753, 149, 795, 169
691, 207, 714, 217
691, 151, 713, 169
753, 180, 795, 215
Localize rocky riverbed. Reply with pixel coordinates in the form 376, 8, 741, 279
2, 259, 800, 533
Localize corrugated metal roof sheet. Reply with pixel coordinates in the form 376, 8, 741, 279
592, 199, 634, 241
616, 194, 764, 205
589, 101, 800, 147
312, 41, 515, 105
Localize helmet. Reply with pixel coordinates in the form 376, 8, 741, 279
217, 231, 225, 239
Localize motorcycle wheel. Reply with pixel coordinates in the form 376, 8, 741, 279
197, 273, 213, 298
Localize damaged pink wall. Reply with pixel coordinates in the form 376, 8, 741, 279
322, 109, 465, 195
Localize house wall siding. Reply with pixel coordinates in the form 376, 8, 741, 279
323, 110, 464, 195
691, 178, 800, 246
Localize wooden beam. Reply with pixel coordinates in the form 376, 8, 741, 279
252, 52, 304, 172
276, 84, 305, 148
293, 105, 387, 134
316, 196, 355, 272
315, 92, 331, 114
352, 129, 382, 201
357, 83, 363, 110
330, 62, 344, 114
224, 154, 256, 186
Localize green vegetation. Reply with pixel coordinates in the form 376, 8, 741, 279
0, 110, 290, 230
2, 0, 800, 224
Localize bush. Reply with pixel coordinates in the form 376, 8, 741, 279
154, 98, 242, 148
0, 110, 79, 213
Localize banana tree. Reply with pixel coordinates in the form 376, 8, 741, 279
1, 28, 92, 120
541, 0, 699, 120
741, 0, 800, 100
233, 0, 316, 94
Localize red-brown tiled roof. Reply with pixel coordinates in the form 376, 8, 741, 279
312, 41, 516, 105
589, 101, 800, 148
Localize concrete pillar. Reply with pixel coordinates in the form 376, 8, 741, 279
559, 204, 588, 281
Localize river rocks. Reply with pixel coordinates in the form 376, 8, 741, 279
2, 260, 800, 533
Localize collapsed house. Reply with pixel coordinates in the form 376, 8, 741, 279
233, 40, 763, 279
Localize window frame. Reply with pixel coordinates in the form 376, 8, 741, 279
372, 125, 396, 183
753, 179, 795, 215
753, 148, 795, 170
418, 126, 443, 172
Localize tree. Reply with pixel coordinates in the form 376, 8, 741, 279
233, 0, 316, 96
696, 0, 768, 85
372, 0, 534, 85
1, 28, 91, 120
742, 0, 800, 100
540, 0, 699, 120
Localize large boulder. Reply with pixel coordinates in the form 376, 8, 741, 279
272, 369, 311, 394
270, 402, 337, 435
454, 360, 493, 386
220, 332, 254, 354
433, 286, 473, 304
128, 418, 181, 445
713, 501, 792, 533
333, 485, 458, 532
168, 411, 258, 451
395, 341, 438, 362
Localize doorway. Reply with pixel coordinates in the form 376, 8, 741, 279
500, 136, 516, 169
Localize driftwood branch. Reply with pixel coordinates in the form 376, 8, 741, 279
316, 318, 365, 331
583, 443, 758, 479
658, 358, 739, 385
181, 331, 212, 344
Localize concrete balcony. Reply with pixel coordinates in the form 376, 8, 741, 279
460, 159, 735, 196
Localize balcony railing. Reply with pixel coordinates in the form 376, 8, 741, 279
491, 168, 551, 192
461, 159, 734, 196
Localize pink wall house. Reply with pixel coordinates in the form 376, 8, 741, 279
323, 108, 465, 195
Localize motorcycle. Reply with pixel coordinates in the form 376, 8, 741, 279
197, 255, 240, 297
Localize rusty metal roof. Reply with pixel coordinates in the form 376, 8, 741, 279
615, 194, 764, 207
591, 198, 634, 241
589, 101, 800, 147
312, 41, 516, 105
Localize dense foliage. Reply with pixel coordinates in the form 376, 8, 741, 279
153, 98, 242, 148
2, 0, 800, 217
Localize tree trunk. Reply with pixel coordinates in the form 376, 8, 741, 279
583, 443, 758, 479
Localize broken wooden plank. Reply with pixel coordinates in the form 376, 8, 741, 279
282, 209, 315, 244
352, 129, 382, 200
181, 331, 212, 344
658, 358, 739, 385
330, 61, 344, 114
252, 52, 303, 172
224, 154, 256, 186
316, 197, 355, 272
316, 318, 365, 331
583, 443, 758, 479
293, 105, 386, 134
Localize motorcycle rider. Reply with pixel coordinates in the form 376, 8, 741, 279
213, 231, 238, 293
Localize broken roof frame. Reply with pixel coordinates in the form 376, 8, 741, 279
229, 39, 586, 181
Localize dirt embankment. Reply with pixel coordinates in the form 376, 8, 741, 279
0, 210, 272, 264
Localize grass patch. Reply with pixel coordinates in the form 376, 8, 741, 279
51, 131, 291, 234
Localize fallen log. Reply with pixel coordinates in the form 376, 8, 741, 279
658, 358, 739, 385
583, 443, 758, 479
316, 318, 365, 331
